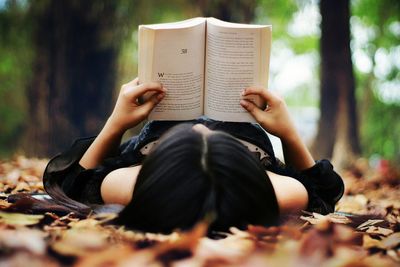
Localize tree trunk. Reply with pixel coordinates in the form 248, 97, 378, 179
24, 1, 120, 157
312, 0, 361, 168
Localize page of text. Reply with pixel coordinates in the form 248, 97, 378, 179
149, 21, 205, 120
204, 23, 262, 122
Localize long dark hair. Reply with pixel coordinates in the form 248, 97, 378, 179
116, 124, 280, 234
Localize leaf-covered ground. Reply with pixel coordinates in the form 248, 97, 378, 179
0, 156, 399, 267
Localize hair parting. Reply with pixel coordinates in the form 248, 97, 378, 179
200, 134, 209, 173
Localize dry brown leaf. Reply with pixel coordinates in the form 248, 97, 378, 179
0, 251, 59, 267
51, 228, 110, 257
74, 245, 144, 267
365, 226, 394, 236
357, 219, 385, 230
196, 234, 255, 263
363, 234, 384, 249
11, 181, 31, 193
300, 212, 352, 226
0, 227, 47, 255
380, 232, 400, 250
153, 222, 207, 263
119, 250, 163, 267
362, 233, 399, 251
0, 156, 399, 266
386, 249, 400, 262
333, 223, 363, 244
362, 253, 400, 267
0, 211, 44, 226
0, 198, 11, 209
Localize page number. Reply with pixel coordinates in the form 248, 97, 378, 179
181, 48, 188, 54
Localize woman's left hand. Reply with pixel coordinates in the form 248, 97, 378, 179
108, 78, 166, 133
240, 86, 315, 170
240, 87, 297, 141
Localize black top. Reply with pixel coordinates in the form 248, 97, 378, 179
43, 118, 345, 216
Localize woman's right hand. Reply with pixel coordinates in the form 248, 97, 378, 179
80, 78, 166, 169
108, 78, 166, 133
240, 87, 297, 141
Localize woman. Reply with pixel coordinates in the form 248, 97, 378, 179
43, 78, 344, 234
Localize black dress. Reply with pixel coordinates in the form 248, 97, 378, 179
43, 118, 345, 216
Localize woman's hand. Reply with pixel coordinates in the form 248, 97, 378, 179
108, 78, 166, 134
79, 78, 166, 169
240, 87, 297, 141
240, 86, 315, 170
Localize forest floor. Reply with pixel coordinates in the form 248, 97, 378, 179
0, 156, 399, 267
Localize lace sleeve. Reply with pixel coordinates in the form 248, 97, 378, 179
43, 137, 97, 212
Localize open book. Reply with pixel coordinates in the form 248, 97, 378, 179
138, 17, 271, 122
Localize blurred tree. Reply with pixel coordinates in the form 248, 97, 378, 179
23, 0, 139, 156
312, 0, 360, 167
0, 1, 33, 156
0, 0, 197, 157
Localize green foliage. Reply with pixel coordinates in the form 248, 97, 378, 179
255, 0, 298, 36
352, 0, 400, 162
0, 1, 33, 156
290, 35, 319, 54
284, 84, 319, 107
361, 92, 400, 161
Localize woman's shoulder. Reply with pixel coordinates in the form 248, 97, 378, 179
267, 159, 345, 215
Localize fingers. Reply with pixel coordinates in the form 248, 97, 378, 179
240, 99, 267, 123
122, 80, 166, 100
137, 92, 166, 116
124, 77, 139, 87
242, 87, 279, 104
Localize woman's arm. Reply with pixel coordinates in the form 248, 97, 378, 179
240, 87, 314, 171
101, 165, 142, 205
268, 171, 308, 214
79, 78, 166, 169
241, 88, 345, 214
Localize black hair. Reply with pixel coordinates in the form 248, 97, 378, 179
115, 123, 280, 234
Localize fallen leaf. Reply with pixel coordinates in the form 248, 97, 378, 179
0, 251, 59, 267
357, 219, 385, 230
0, 211, 44, 226
0, 227, 47, 255
300, 212, 352, 225
380, 232, 400, 250
365, 226, 394, 236
74, 245, 141, 267
386, 249, 400, 262
363, 234, 382, 249
0, 198, 11, 209
51, 228, 109, 257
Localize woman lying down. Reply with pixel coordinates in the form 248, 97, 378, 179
43, 78, 344, 234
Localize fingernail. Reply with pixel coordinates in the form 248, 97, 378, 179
240, 100, 248, 108
241, 90, 246, 96
157, 93, 165, 101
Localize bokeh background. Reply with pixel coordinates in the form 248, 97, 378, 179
0, 0, 399, 170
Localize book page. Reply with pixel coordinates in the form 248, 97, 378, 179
204, 18, 271, 122
139, 18, 206, 120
